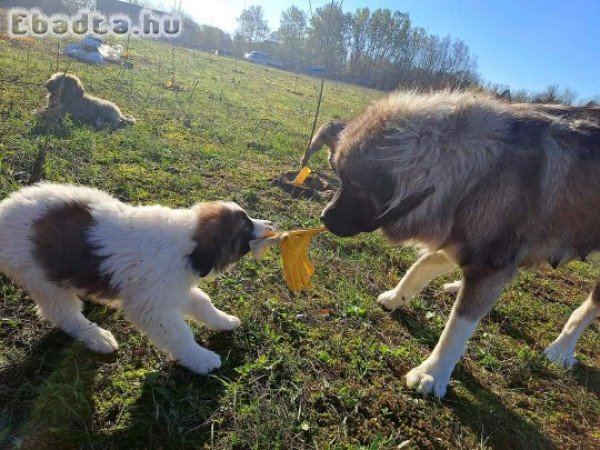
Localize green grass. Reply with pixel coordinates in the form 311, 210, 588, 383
0, 35, 599, 450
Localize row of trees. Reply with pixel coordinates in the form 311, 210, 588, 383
487, 83, 598, 106
232, 3, 480, 91
21, 0, 596, 102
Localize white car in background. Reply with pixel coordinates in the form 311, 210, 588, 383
244, 51, 284, 68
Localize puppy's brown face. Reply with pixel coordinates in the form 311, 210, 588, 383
190, 202, 274, 277
45, 73, 84, 100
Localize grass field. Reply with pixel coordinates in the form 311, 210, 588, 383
0, 34, 599, 450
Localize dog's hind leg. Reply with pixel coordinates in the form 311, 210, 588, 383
544, 283, 600, 368
378, 251, 457, 310
183, 288, 241, 332
123, 304, 222, 374
406, 265, 515, 397
32, 285, 118, 354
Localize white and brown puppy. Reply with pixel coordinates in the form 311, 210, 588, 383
38, 73, 136, 129
319, 90, 600, 398
0, 183, 273, 374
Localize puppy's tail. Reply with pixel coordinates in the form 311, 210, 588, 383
300, 120, 346, 168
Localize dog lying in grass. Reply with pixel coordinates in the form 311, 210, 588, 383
37, 73, 136, 129
0, 183, 274, 374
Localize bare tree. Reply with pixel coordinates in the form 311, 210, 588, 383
558, 87, 578, 106
534, 84, 560, 103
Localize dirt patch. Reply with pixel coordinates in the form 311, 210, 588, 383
271, 170, 339, 199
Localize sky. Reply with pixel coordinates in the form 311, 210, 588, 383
180, 0, 600, 100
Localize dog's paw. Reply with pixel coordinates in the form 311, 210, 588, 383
377, 288, 411, 310
207, 313, 241, 332
442, 280, 462, 294
76, 327, 119, 354
544, 343, 578, 369
406, 362, 450, 398
178, 345, 222, 374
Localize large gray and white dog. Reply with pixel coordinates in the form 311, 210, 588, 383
316, 90, 600, 397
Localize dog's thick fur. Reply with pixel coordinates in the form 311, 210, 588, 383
37, 73, 136, 129
0, 183, 273, 374
319, 90, 600, 397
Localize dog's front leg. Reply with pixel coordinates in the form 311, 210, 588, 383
406, 265, 515, 398
184, 287, 241, 331
124, 306, 221, 374
378, 251, 456, 310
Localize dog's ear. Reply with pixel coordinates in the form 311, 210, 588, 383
300, 120, 347, 168
189, 206, 226, 277
376, 185, 436, 226
188, 242, 218, 277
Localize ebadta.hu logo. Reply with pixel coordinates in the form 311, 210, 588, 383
7, 8, 182, 38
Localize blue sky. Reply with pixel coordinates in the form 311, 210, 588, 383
182, 0, 600, 100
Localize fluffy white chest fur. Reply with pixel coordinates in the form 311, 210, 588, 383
0, 183, 273, 374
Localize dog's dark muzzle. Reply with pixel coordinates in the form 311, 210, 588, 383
320, 207, 379, 237
320, 186, 382, 237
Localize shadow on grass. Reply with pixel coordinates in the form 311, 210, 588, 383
390, 308, 556, 450
447, 370, 556, 450
0, 330, 70, 426
0, 329, 107, 449
1, 321, 241, 448
487, 309, 537, 346
488, 309, 600, 397
89, 331, 243, 448
29, 119, 74, 138
571, 363, 600, 398
89, 369, 225, 448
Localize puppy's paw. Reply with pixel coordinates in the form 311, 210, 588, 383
178, 345, 222, 374
406, 361, 450, 398
377, 288, 410, 310
207, 313, 241, 332
544, 343, 578, 369
76, 326, 119, 354
443, 280, 463, 294
216, 314, 241, 332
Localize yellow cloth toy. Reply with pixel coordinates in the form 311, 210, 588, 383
250, 226, 326, 291
292, 167, 312, 186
